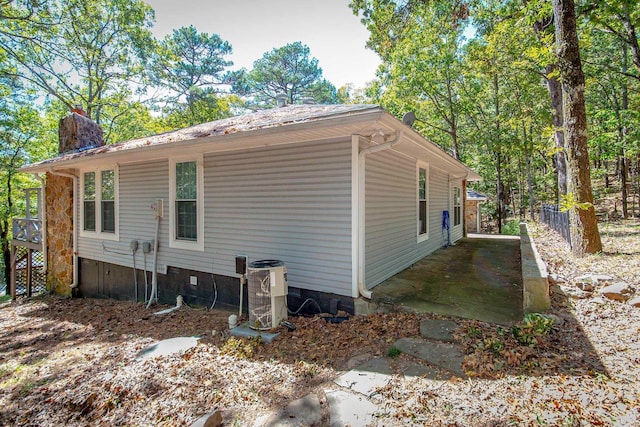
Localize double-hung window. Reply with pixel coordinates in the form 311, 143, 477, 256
101, 170, 115, 233
81, 167, 118, 240
83, 172, 96, 232
417, 164, 429, 241
169, 156, 204, 251
453, 186, 461, 227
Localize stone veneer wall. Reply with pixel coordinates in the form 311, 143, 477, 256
45, 171, 74, 296
465, 200, 479, 233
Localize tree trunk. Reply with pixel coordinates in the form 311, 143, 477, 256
620, 44, 629, 219
525, 125, 535, 221
546, 69, 567, 199
620, 5, 640, 77
493, 73, 503, 233
1, 174, 13, 286
530, 11, 567, 200
1, 219, 10, 287
553, 0, 602, 255
621, 154, 629, 218
496, 152, 503, 234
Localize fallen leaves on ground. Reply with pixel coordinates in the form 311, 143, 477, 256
0, 220, 639, 425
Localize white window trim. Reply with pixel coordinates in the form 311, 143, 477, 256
452, 184, 462, 227
417, 162, 429, 243
169, 155, 205, 251
79, 166, 119, 241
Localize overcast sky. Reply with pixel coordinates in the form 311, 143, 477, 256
144, 0, 381, 88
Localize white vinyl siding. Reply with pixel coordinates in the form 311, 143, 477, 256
364, 150, 415, 288
77, 160, 168, 269
364, 150, 460, 289
77, 139, 353, 297
205, 139, 353, 296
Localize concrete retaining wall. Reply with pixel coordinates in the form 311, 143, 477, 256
520, 222, 550, 313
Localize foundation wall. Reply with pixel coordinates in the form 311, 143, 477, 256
78, 258, 356, 314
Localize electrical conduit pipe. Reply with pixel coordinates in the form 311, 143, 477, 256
356, 131, 402, 299
146, 203, 161, 308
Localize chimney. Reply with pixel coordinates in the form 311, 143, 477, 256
275, 93, 287, 108
58, 106, 104, 154
70, 104, 86, 116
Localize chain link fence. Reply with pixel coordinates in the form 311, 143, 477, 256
540, 204, 571, 247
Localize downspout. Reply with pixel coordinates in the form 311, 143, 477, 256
34, 174, 47, 274
356, 130, 402, 299
49, 168, 78, 289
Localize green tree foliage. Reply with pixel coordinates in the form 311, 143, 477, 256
352, 0, 470, 159
582, 0, 640, 80
581, 0, 640, 219
0, 80, 45, 285
232, 42, 339, 107
147, 25, 240, 126
464, 11, 553, 225
159, 93, 243, 130
0, 0, 155, 141
351, 0, 637, 242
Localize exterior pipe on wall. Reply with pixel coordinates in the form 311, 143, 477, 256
146, 204, 162, 308
356, 131, 402, 299
34, 173, 47, 273
48, 168, 78, 289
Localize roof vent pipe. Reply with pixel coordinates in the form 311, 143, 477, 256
276, 93, 287, 108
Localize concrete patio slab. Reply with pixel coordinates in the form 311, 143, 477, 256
373, 236, 523, 324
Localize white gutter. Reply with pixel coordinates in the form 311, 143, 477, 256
34, 174, 47, 273
355, 131, 402, 299
48, 168, 78, 289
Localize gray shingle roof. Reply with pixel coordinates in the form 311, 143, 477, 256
466, 190, 488, 200
28, 104, 382, 169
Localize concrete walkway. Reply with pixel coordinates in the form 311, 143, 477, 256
256, 319, 463, 427
372, 236, 523, 324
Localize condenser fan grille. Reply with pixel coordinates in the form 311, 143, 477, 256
248, 268, 273, 329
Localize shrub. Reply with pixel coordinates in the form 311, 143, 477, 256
512, 314, 555, 346
501, 220, 521, 236
220, 336, 261, 358
387, 346, 402, 358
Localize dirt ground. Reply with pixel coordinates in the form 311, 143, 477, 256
0, 220, 639, 426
